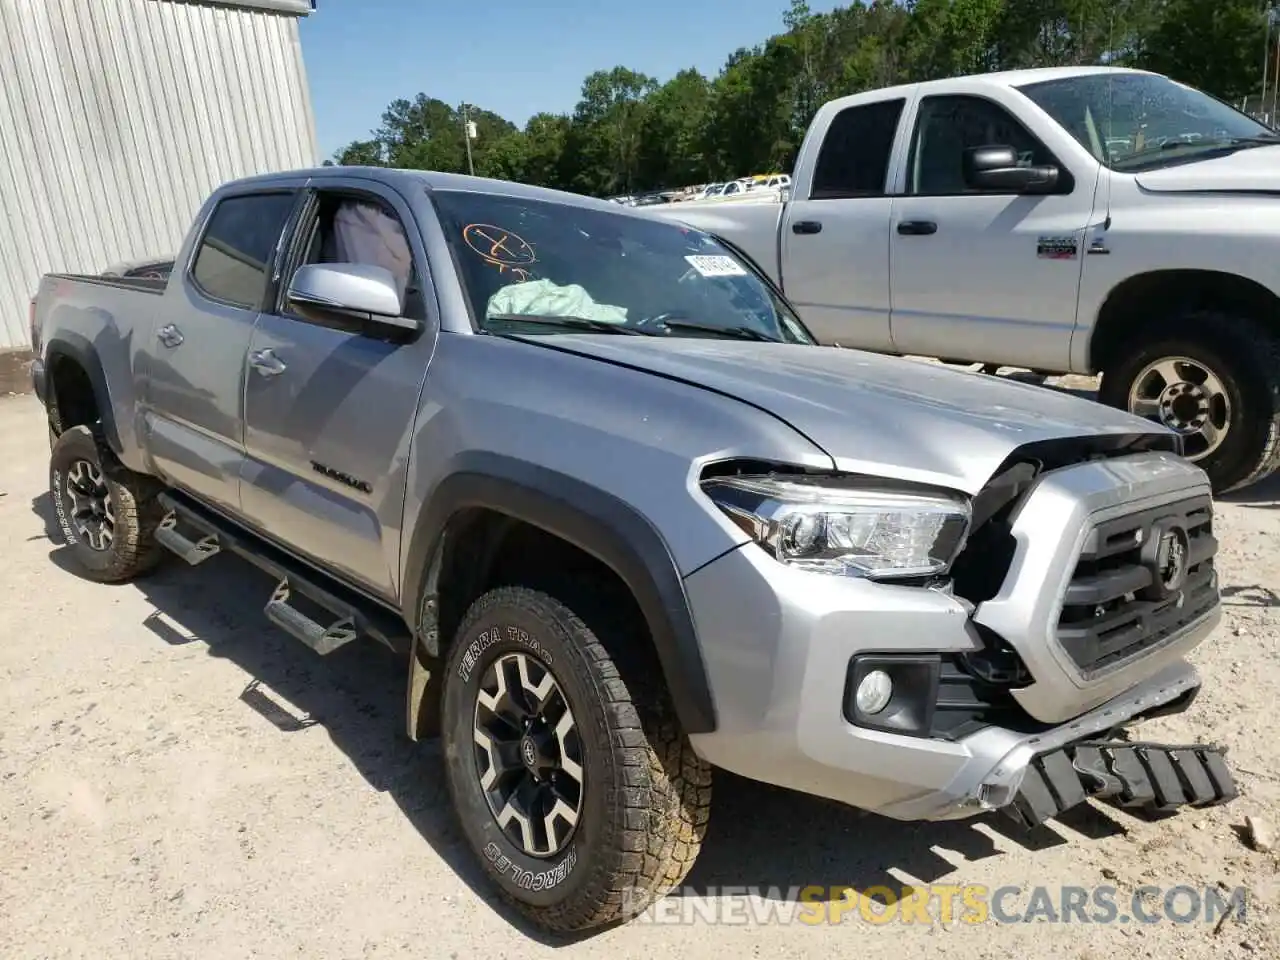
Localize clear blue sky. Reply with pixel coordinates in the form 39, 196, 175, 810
300, 0, 844, 160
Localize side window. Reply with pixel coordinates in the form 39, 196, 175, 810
296, 193, 423, 320
810, 98, 905, 199
191, 192, 296, 309
908, 95, 1054, 196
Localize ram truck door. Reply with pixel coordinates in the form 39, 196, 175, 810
237, 179, 439, 601
887, 86, 1099, 371
142, 186, 303, 515
775, 91, 910, 352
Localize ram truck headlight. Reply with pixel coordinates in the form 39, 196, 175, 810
701, 474, 971, 580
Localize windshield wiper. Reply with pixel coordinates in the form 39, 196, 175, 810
485, 313, 650, 335
652, 318, 780, 342
1116, 134, 1280, 167
1222, 134, 1280, 145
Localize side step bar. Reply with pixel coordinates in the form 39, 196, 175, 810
155, 492, 412, 658
1004, 739, 1238, 830
155, 513, 222, 565
264, 579, 359, 655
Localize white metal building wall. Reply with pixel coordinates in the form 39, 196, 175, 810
0, 0, 319, 349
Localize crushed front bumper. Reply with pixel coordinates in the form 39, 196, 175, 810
1006, 739, 1238, 829
681, 536, 1229, 823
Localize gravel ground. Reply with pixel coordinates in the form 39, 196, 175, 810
1, 390, 1277, 960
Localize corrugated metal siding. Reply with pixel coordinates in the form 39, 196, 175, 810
0, 0, 318, 349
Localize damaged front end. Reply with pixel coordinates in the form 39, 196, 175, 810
938, 435, 1238, 828
1006, 737, 1238, 829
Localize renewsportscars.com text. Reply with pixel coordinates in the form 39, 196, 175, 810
624, 884, 1249, 926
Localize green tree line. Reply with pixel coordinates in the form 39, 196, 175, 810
331, 0, 1275, 197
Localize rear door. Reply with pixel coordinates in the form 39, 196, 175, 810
142, 185, 303, 513
237, 177, 439, 601
778, 93, 912, 352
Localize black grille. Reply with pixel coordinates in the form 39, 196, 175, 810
930, 654, 1047, 741
1056, 495, 1217, 677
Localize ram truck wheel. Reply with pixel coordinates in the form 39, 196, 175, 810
48, 425, 166, 583
1099, 312, 1280, 493
440, 585, 712, 933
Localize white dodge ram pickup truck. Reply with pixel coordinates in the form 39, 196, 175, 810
652, 66, 1280, 495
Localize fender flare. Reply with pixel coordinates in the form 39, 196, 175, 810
42, 332, 123, 455
402, 453, 718, 736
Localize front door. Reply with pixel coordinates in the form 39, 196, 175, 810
142, 187, 301, 514
888, 92, 1099, 371
238, 180, 438, 601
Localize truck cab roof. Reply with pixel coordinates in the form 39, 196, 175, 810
821, 65, 1158, 111
215, 165, 629, 216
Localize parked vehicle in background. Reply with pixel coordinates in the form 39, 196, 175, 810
648, 66, 1280, 494
29, 166, 1236, 933
628, 192, 671, 206
751, 172, 792, 190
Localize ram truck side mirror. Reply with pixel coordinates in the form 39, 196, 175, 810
962, 145, 1062, 195
286, 263, 420, 336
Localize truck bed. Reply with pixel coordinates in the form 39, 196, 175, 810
42, 272, 168, 295
642, 200, 787, 288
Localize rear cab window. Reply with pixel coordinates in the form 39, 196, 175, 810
190, 192, 297, 309
810, 97, 906, 199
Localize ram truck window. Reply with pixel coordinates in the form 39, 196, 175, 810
29, 166, 1237, 934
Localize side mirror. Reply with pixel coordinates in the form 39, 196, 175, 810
287, 263, 420, 335
962, 145, 1061, 195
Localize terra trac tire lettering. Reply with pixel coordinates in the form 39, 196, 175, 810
457, 623, 552, 683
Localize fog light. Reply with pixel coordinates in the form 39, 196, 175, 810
855, 670, 894, 715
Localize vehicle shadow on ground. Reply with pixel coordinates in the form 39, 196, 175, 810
1217, 470, 1280, 508
676, 777, 1123, 911
31, 491, 1130, 942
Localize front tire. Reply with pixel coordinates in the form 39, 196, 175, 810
440, 585, 711, 933
1099, 312, 1280, 493
48, 425, 166, 583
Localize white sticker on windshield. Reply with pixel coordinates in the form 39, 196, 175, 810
684, 255, 746, 277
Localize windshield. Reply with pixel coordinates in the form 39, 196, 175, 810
430, 189, 815, 344
1016, 72, 1277, 171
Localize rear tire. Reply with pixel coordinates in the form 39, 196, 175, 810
1099, 312, 1280, 494
48, 425, 166, 583
440, 585, 711, 933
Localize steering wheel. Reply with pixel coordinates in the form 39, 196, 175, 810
633, 310, 690, 334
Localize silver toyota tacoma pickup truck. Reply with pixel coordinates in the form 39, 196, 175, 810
29, 167, 1236, 932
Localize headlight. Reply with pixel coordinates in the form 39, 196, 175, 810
701, 474, 971, 580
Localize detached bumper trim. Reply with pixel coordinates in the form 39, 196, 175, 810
1005, 739, 1238, 829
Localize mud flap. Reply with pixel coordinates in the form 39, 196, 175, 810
1004, 740, 1238, 830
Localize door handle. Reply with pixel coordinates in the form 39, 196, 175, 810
897, 220, 938, 236
791, 220, 823, 235
156, 323, 184, 348
248, 348, 287, 377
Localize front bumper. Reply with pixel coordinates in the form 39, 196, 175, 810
681, 453, 1227, 823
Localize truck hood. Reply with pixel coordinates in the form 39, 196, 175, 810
1135, 144, 1280, 194
524, 336, 1173, 495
